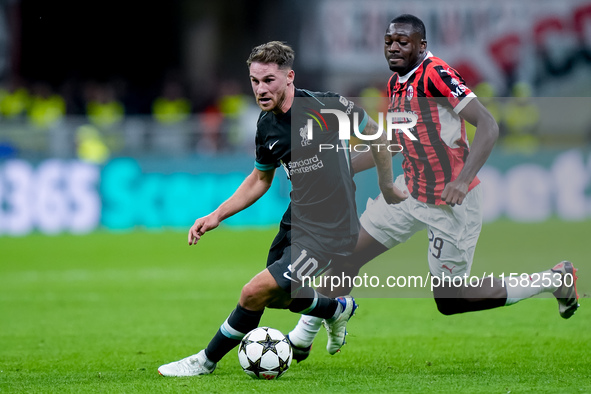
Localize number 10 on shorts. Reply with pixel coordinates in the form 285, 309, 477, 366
289, 249, 319, 281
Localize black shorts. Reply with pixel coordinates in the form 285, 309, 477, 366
266, 222, 357, 293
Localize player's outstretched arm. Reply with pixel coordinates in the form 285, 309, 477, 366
188, 168, 275, 245
442, 98, 499, 206
363, 117, 407, 204
350, 149, 377, 174
351, 136, 400, 174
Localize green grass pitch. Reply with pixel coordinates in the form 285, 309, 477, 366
1, 219, 589, 393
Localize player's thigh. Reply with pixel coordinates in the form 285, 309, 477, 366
266, 224, 290, 267
427, 186, 483, 279
360, 175, 426, 249
427, 228, 474, 280
267, 242, 333, 293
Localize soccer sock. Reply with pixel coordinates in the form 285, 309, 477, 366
504, 269, 558, 305
205, 304, 263, 363
289, 286, 341, 319
288, 315, 323, 348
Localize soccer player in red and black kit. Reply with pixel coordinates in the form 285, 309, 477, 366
288, 14, 579, 360
158, 41, 401, 376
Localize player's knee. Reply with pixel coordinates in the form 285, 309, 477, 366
240, 280, 284, 310
240, 282, 260, 308
240, 281, 270, 310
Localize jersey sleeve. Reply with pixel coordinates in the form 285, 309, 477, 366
254, 130, 280, 171
426, 64, 475, 113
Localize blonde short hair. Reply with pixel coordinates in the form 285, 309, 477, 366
246, 41, 295, 69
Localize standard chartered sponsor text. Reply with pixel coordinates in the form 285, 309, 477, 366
288, 155, 324, 175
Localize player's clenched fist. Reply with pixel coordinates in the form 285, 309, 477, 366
381, 184, 408, 205
441, 180, 469, 207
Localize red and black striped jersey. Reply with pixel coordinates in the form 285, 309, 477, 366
388, 52, 480, 205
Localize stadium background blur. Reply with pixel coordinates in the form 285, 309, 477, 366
1, 2, 590, 391
0, 0, 590, 235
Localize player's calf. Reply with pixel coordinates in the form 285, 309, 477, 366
433, 276, 507, 315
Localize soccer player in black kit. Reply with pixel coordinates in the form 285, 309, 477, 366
158, 41, 403, 377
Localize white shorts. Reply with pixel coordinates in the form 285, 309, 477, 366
360, 175, 483, 278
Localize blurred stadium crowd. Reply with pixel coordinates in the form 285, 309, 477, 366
0, 74, 263, 161
0, 73, 554, 162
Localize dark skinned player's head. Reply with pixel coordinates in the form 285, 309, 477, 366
384, 14, 428, 75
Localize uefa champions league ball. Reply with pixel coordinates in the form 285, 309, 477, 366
238, 327, 293, 379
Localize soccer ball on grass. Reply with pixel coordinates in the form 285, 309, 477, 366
238, 327, 293, 379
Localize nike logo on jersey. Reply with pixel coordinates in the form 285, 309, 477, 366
283, 271, 298, 283
269, 140, 279, 150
